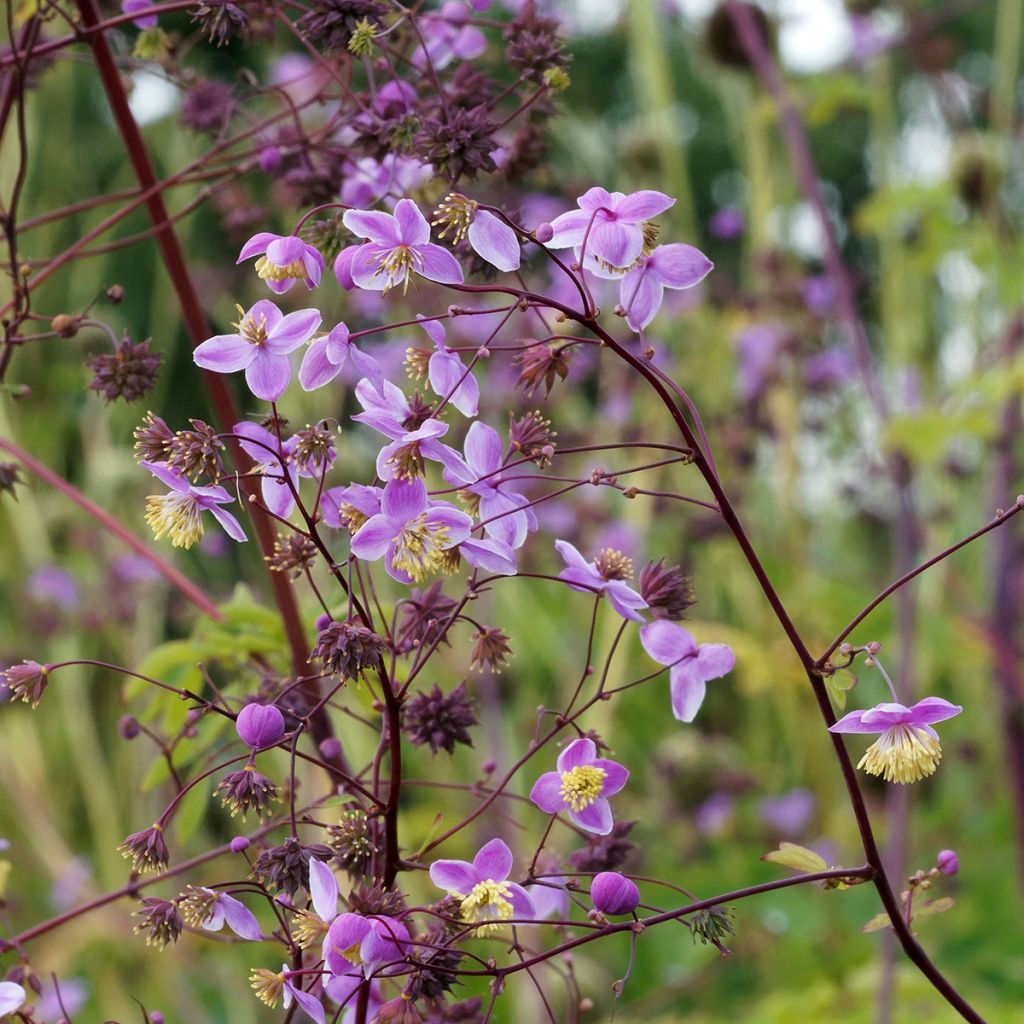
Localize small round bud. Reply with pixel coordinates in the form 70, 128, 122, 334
590, 871, 640, 916
937, 849, 959, 875
186, 708, 203, 725
105, 284, 125, 304
866, 641, 881, 654
579, 998, 594, 1012
230, 836, 251, 853
151, 1013, 165, 1024
534, 222, 554, 243
51, 314, 79, 339
314, 612, 332, 633
481, 758, 497, 774
319, 737, 342, 761
235, 702, 286, 749
258, 145, 283, 173
118, 715, 141, 740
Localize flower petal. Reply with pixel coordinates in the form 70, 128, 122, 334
588, 219, 642, 269
545, 208, 594, 249
0, 982, 25, 1016
640, 619, 696, 666
342, 209, 401, 246
285, 982, 326, 1024
207, 504, 247, 542
692, 643, 736, 684
309, 858, 339, 922
592, 758, 628, 796
614, 189, 675, 222
530, 771, 566, 813
473, 837, 513, 882
669, 669, 707, 723
237, 231, 277, 262
394, 198, 431, 246
463, 421, 502, 475
571, 797, 613, 835
459, 536, 518, 574
267, 309, 322, 354
381, 476, 428, 520
416, 243, 465, 285
351, 514, 398, 561
506, 882, 536, 919
194, 333, 254, 373
557, 737, 597, 773
245, 352, 292, 401
650, 243, 713, 289
827, 709, 876, 734
468, 210, 521, 271
299, 338, 342, 391
141, 459, 190, 492
429, 858, 479, 895
221, 893, 264, 940
908, 697, 963, 726
621, 266, 663, 332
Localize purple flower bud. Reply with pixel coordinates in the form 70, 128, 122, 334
118, 715, 141, 740
590, 871, 640, 916
230, 836, 250, 853
937, 849, 959, 875
258, 145, 282, 173
151, 1014, 165, 1024
235, 703, 286, 749
319, 737, 342, 761
534, 222, 554, 243
314, 612, 333, 633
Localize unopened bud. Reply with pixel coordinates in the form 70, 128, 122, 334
534, 222, 554, 243
105, 284, 125, 304
118, 715, 141, 740
51, 314, 79, 339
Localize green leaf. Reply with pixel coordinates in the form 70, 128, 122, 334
915, 897, 955, 919
861, 912, 893, 934
762, 842, 827, 874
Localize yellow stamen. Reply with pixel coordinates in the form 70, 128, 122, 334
389, 514, 452, 581
858, 726, 943, 784
458, 880, 514, 935
432, 193, 478, 243
559, 764, 607, 811
384, 440, 426, 480
145, 492, 204, 548
368, 244, 422, 293
232, 305, 270, 347
292, 909, 329, 950
254, 254, 307, 282
249, 968, 284, 1008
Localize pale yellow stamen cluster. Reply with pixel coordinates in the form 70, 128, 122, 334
595, 548, 633, 581
369, 244, 422, 293
232, 304, 269, 347
292, 909, 330, 950
559, 764, 606, 811
859, 726, 943, 784
458, 880, 514, 935
145, 492, 203, 548
254, 254, 307, 283
249, 968, 284, 1008
384, 441, 426, 480
390, 515, 452, 581
432, 193, 478, 243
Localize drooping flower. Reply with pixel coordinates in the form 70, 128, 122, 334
133, 897, 184, 948
414, 317, 479, 417
403, 682, 478, 754
323, 906, 410, 978
828, 698, 963, 784
555, 540, 647, 622
590, 872, 640, 916
444, 422, 535, 548
1, 660, 50, 707
312, 619, 388, 680
193, 300, 322, 401
118, 823, 169, 873
339, 199, 464, 292
341, 154, 432, 210
529, 738, 628, 835
180, 885, 263, 940
0, 982, 26, 1017
214, 761, 280, 820
546, 187, 675, 270
433, 194, 521, 272
235, 703, 286, 749
299, 322, 384, 393
639, 619, 735, 723
350, 477, 472, 583
619, 244, 713, 331
429, 838, 534, 934
250, 963, 326, 1024
141, 460, 246, 549
237, 232, 324, 293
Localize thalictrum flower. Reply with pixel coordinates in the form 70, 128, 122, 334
341, 155, 432, 210
413, 4, 487, 69
142, 460, 245, 549
590, 871, 640, 916
546, 187, 675, 269
233, 422, 300, 519
417, 317, 479, 417
429, 838, 534, 934
250, 964, 326, 1024
828, 697, 963, 784
619, 244, 713, 331
235, 703, 286, 749
433, 194, 521, 272
350, 477, 472, 583
299, 322, 384, 393
0, 982, 25, 1017
320, 483, 384, 532
197, 888, 264, 940
444, 421, 535, 548
340, 199, 464, 292
122, 0, 158, 28
193, 300, 322, 401
237, 232, 324, 293
529, 738, 628, 834
325, 975, 383, 1024
555, 540, 647, 622
639, 620, 736, 722
323, 913, 410, 978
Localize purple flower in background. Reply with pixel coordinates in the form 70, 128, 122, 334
829, 698, 963, 784
759, 788, 816, 835
735, 322, 786, 401
325, 975, 383, 1024
373, 80, 417, 115
525, 875, 569, 921
193, 300, 321, 401
235, 703, 286, 749
299, 322, 383, 393
26, 566, 79, 610
555, 541, 648, 622
804, 346, 854, 389
709, 206, 744, 240
0, 983, 25, 1017
639, 620, 735, 722
122, 0, 158, 28
619, 244, 713, 331
429, 838, 534, 933
590, 871, 640, 916
414, 2, 487, 69
351, 477, 472, 583
233, 422, 300, 518
530, 738, 628, 834
320, 483, 384, 531
547, 187, 675, 269
142, 461, 245, 549
341, 155, 432, 209
237, 232, 324, 293
340, 200, 464, 292
418, 317, 479, 416
323, 913, 410, 977
197, 889, 263, 940
444, 422, 535, 548
802, 274, 835, 318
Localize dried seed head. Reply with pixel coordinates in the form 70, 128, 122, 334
87, 335, 162, 403
403, 683, 477, 755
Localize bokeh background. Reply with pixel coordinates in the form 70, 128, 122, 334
2, 1, 1024, 1021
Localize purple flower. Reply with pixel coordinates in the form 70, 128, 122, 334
429, 837, 534, 933
193, 300, 321, 402
320, 483, 384, 531
555, 540, 648, 622
619, 244, 713, 331
417, 316, 479, 416
122, 0, 158, 28
758, 788, 816, 835
937, 849, 959, 876
325, 975, 383, 1023
299, 322, 384, 393
341, 155, 432, 209
590, 871, 640, 916
709, 206, 744, 240
529, 738, 628, 835
26, 566, 79, 609
282, 971, 325, 1024
547, 187, 675, 269
237, 232, 324, 293
197, 888, 264, 940
525, 877, 569, 921
639, 620, 735, 723
413, 3, 487, 69
829, 698, 963, 784
323, 913, 410, 977
0, 983, 25, 1017
802, 274, 835, 318
142, 460, 245, 549
350, 477, 472, 583
340, 199, 464, 292
235, 703, 286, 749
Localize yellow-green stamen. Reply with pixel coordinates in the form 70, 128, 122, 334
858, 726, 943, 784
559, 764, 606, 811
145, 493, 203, 548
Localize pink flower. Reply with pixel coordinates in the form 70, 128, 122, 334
142, 461, 245, 549
619, 244, 713, 331
529, 738, 628, 834
555, 540, 647, 622
122, 0, 157, 28
237, 232, 323, 293
235, 703, 286, 749
417, 317, 479, 417
590, 872, 640, 916
298, 322, 383, 393
197, 888, 264, 940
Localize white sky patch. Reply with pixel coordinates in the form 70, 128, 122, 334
568, 0, 621, 35
127, 70, 177, 126
777, 0, 852, 73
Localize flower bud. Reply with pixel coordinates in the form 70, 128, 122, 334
534, 222, 554, 243
235, 703, 286, 749
51, 314, 79, 338
319, 737, 342, 761
590, 871, 640, 916
258, 145, 282, 173
118, 715, 141, 740
105, 284, 125, 304
937, 849, 959, 875
230, 836, 251, 853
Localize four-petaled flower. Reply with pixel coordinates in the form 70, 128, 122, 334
639, 620, 735, 722
555, 540, 647, 622
529, 738, 628, 835
547, 187, 675, 270
829, 698, 963, 784
299, 322, 384, 394
429, 838, 534, 934
619, 244, 713, 331
351, 477, 472, 583
142, 461, 245, 549
193, 300, 321, 402
237, 232, 324, 293
340, 199, 464, 293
